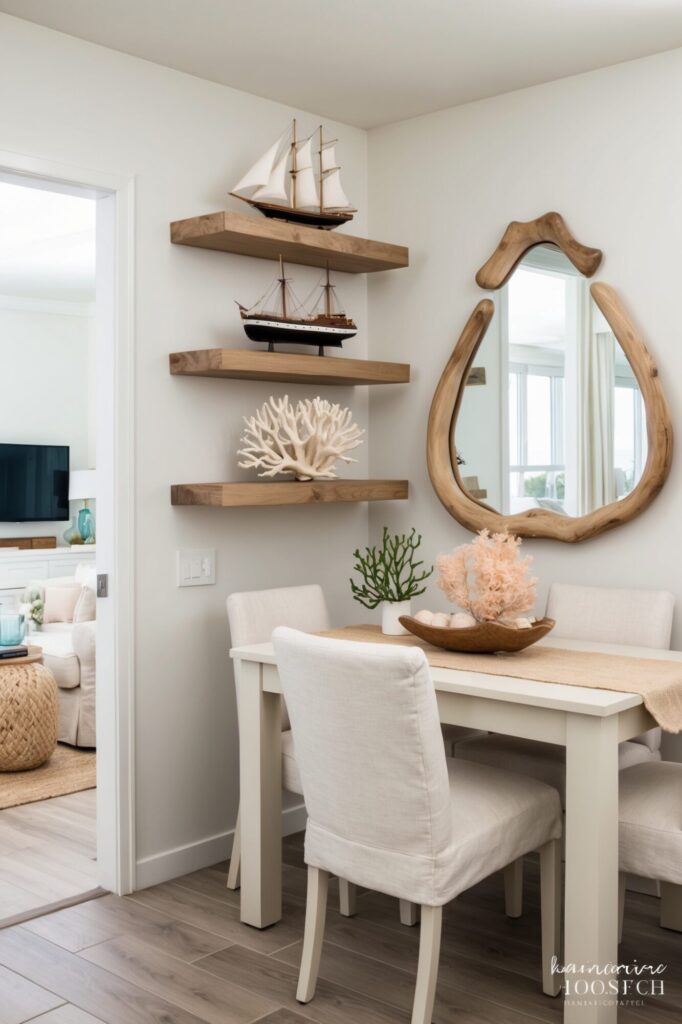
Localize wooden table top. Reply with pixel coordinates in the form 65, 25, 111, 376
231, 629, 656, 718
0, 645, 43, 666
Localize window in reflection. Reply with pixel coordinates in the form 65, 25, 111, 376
506, 258, 569, 514
614, 375, 646, 497
509, 367, 565, 510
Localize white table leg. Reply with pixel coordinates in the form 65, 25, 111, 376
564, 713, 619, 1024
660, 882, 682, 932
504, 858, 524, 918
226, 806, 241, 890
238, 659, 282, 928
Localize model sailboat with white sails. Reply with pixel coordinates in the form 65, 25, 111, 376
230, 120, 356, 230
237, 257, 357, 356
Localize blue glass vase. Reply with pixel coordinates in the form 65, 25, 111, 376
78, 503, 95, 544
0, 613, 25, 647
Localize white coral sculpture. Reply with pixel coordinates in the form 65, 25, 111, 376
238, 395, 364, 481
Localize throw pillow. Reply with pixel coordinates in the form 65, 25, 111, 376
43, 585, 82, 624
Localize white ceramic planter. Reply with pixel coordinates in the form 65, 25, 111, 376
381, 599, 411, 635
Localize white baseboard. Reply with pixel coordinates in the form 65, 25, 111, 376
134, 803, 307, 891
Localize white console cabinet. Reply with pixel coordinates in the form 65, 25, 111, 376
0, 547, 96, 599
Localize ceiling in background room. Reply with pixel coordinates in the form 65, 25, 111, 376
0, 181, 95, 303
3, 0, 682, 128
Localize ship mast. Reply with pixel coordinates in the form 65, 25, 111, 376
319, 125, 324, 215
290, 118, 297, 209
279, 256, 287, 318
323, 263, 332, 317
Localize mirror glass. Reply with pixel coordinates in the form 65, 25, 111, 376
454, 245, 647, 516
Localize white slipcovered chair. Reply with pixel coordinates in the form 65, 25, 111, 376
455, 583, 674, 914
273, 627, 563, 1024
23, 567, 97, 748
619, 761, 682, 936
226, 584, 358, 916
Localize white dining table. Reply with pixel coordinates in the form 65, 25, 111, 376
230, 632, 673, 1024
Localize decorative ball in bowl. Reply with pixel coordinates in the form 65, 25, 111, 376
398, 614, 555, 654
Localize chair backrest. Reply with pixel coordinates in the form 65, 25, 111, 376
545, 583, 674, 754
227, 585, 331, 733
227, 584, 331, 648
272, 627, 452, 863
545, 583, 675, 650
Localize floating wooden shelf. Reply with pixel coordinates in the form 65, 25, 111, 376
170, 211, 408, 273
171, 480, 409, 508
169, 349, 410, 386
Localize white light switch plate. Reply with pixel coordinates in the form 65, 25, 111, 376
177, 549, 216, 587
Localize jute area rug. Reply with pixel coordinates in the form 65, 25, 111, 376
0, 743, 96, 810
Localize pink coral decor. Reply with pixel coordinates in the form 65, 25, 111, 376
436, 530, 537, 625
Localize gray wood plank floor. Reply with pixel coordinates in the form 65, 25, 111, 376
0, 831, 679, 1024
0, 789, 97, 926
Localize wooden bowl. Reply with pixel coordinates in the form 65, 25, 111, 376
398, 616, 555, 654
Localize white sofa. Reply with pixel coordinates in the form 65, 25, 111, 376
24, 567, 97, 748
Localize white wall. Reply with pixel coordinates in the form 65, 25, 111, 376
0, 301, 93, 541
0, 13, 370, 882
368, 48, 682, 761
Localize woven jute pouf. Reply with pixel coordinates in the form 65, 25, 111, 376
0, 663, 58, 771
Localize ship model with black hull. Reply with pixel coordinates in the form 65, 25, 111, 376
229, 119, 356, 230
237, 257, 357, 356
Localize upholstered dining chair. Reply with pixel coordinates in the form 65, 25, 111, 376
273, 627, 563, 1024
455, 583, 675, 916
226, 584, 357, 917
619, 761, 682, 937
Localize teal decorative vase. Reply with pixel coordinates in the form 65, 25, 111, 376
0, 613, 25, 646
78, 503, 95, 544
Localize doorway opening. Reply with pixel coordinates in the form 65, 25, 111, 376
0, 179, 97, 920
0, 157, 134, 922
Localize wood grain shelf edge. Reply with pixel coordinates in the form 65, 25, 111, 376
171, 480, 409, 507
169, 349, 410, 385
169, 210, 408, 273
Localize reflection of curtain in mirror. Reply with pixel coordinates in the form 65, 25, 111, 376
579, 331, 615, 514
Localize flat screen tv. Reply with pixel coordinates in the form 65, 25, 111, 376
0, 444, 69, 522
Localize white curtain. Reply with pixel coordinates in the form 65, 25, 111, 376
579, 330, 615, 513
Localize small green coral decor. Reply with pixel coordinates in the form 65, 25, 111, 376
350, 527, 433, 635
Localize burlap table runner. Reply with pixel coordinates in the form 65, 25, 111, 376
318, 625, 682, 733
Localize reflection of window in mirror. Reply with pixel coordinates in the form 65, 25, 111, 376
454, 244, 647, 518
614, 340, 647, 499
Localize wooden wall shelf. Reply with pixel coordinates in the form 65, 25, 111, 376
171, 480, 409, 508
170, 211, 408, 273
169, 349, 410, 386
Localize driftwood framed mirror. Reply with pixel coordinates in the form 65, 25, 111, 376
427, 213, 673, 542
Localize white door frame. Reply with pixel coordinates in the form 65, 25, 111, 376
0, 149, 136, 895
